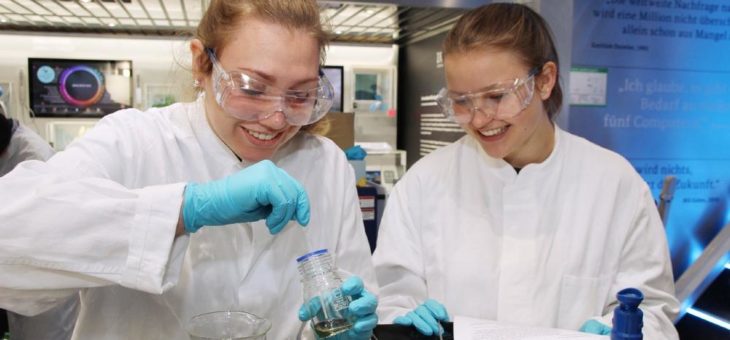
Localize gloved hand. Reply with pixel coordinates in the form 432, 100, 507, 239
393, 299, 449, 336
344, 145, 367, 160
299, 276, 378, 340
579, 319, 612, 335
182, 160, 310, 234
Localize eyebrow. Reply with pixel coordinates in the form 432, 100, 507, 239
450, 66, 540, 95
450, 81, 512, 95
239, 67, 319, 88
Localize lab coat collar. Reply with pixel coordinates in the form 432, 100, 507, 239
471, 124, 564, 183
471, 139, 515, 182
188, 95, 244, 172
518, 124, 563, 178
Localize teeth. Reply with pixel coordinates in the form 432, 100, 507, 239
480, 127, 505, 137
246, 129, 277, 141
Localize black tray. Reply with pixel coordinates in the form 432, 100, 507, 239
372, 322, 453, 339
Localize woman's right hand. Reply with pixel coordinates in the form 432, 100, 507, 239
181, 160, 310, 234
393, 299, 449, 336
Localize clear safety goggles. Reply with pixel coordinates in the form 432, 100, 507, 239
207, 48, 334, 126
436, 66, 541, 124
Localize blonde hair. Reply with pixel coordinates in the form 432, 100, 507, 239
195, 0, 331, 133
196, 0, 328, 73
443, 3, 563, 119
300, 115, 331, 135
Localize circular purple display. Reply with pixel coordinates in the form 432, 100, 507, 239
58, 65, 105, 108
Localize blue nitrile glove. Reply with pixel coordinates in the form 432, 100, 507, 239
579, 319, 612, 335
344, 145, 367, 160
182, 160, 310, 234
393, 299, 449, 336
298, 276, 378, 340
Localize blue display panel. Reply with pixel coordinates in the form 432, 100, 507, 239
28, 58, 133, 118
571, 0, 730, 277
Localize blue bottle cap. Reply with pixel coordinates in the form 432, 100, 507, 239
296, 248, 328, 263
612, 288, 644, 340
617, 288, 643, 310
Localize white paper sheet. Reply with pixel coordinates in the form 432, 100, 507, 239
454, 316, 606, 340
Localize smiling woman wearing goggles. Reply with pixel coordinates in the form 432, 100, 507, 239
207, 48, 334, 126
372, 3, 680, 340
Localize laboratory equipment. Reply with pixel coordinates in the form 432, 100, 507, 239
363, 148, 406, 194
435, 65, 540, 123
357, 183, 383, 253
186, 311, 271, 340
611, 288, 644, 340
206, 48, 333, 126
373, 322, 453, 339
297, 249, 353, 338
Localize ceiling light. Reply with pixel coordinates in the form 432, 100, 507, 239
335, 30, 342, 35
108, 23, 116, 27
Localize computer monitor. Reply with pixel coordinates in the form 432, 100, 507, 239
28, 58, 133, 117
322, 65, 343, 112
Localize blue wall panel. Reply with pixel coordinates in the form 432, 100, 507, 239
571, 0, 730, 277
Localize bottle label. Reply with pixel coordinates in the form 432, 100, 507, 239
331, 288, 350, 311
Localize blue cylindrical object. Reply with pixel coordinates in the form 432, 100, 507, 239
611, 288, 644, 340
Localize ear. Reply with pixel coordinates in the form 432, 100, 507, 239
190, 39, 208, 83
536, 61, 557, 100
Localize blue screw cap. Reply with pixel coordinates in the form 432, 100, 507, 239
612, 288, 644, 340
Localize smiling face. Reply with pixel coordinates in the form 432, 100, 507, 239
444, 47, 557, 168
193, 17, 321, 162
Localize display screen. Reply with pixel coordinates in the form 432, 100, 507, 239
322, 65, 343, 112
28, 58, 133, 117
355, 73, 378, 100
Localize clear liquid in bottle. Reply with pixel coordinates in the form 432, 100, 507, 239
313, 318, 351, 338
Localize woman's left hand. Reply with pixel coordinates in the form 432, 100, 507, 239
298, 276, 378, 340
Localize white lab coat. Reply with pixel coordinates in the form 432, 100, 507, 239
0, 122, 55, 176
0, 98, 377, 340
373, 127, 679, 339
0, 120, 80, 340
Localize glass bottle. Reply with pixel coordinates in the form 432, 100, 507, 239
296, 249, 353, 338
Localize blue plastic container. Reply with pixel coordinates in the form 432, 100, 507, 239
611, 288, 644, 340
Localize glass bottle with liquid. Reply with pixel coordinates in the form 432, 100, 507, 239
296, 249, 353, 338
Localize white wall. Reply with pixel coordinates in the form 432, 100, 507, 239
326, 43, 398, 147
0, 31, 397, 146
326, 43, 398, 112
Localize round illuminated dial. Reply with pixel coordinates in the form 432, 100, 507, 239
37, 66, 55, 84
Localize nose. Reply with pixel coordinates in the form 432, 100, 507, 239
469, 107, 495, 129
258, 97, 289, 129
258, 110, 288, 130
